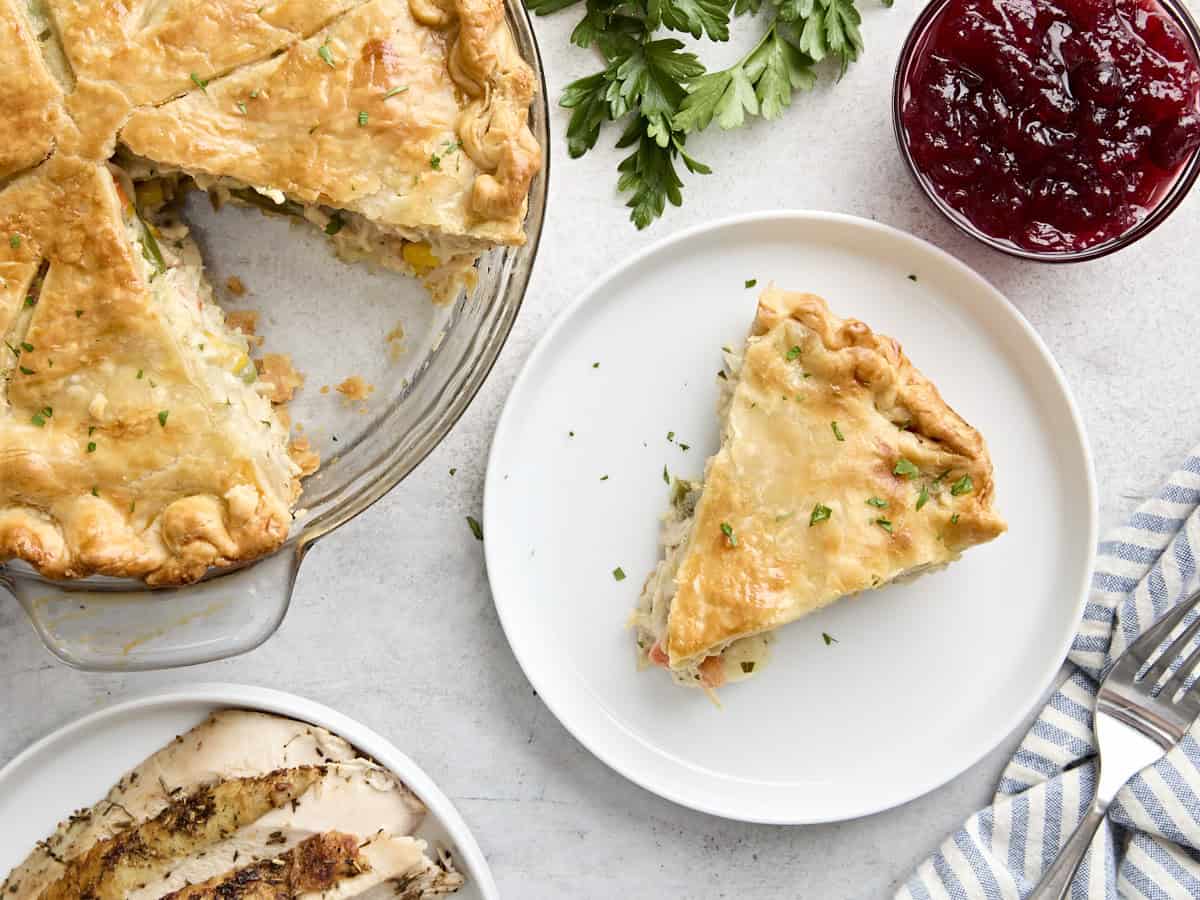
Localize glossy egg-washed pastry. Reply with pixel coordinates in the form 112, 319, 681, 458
633, 288, 1007, 691
0, 0, 540, 584
1, 709, 464, 899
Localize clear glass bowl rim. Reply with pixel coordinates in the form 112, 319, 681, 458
891, 0, 1200, 263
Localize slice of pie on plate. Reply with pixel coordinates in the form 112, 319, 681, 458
632, 287, 1007, 691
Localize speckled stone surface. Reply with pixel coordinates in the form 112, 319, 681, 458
2, 2, 1199, 897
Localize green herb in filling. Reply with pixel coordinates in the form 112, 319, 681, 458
317, 39, 336, 67
831, 421, 844, 442
875, 518, 893, 533
866, 497, 887, 508
916, 484, 929, 511
810, 503, 832, 526
785, 345, 802, 361
158, 410, 169, 427
892, 458, 919, 479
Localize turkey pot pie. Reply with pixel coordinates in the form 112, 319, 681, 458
0, 0, 541, 584
633, 288, 1007, 692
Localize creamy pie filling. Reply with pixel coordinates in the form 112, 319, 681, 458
110, 164, 300, 506
115, 153, 482, 303
632, 346, 773, 691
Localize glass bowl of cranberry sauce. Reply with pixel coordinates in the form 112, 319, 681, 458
894, 0, 1200, 262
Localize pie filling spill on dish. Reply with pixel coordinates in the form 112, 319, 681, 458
0, 0, 542, 584
1, 709, 465, 899
631, 287, 1008, 692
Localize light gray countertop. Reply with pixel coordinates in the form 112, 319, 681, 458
2, 3, 1198, 897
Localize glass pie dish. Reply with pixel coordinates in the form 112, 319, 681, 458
0, 0, 548, 672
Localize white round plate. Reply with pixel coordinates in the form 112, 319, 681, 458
485, 210, 1097, 824
0, 683, 497, 898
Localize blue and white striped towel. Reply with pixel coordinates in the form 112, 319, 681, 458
899, 452, 1200, 900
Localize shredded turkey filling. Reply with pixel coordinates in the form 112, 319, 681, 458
632, 346, 772, 690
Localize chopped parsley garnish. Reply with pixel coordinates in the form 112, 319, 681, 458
91, 486, 99, 497
831, 421, 844, 442
87, 441, 97, 453
24, 295, 35, 307
189, 72, 209, 92
136, 369, 144, 379
950, 474, 974, 496
785, 345, 802, 361
31, 407, 51, 426
592, 361, 599, 368
892, 458, 919, 479
667, 431, 675, 442
744, 278, 757, 288
662, 464, 669, 484
249, 88, 260, 98
358, 111, 369, 127
809, 503, 832, 526
916, 484, 929, 511
467, 515, 483, 540
740, 661, 755, 673
720, 521, 737, 546
449, 467, 457, 476
157, 410, 169, 427
430, 153, 442, 170
383, 85, 409, 98
20, 342, 33, 352
951, 513, 960, 524
716, 370, 727, 380
88, 426, 95, 435
866, 497, 888, 508
907, 274, 918, 282
612, 566, 626, 581
75, 309, 83, 317
568, 430, 575, 437
822, 632, 838, 645
875, 517, 893, 533
18, 365, 34, 375
324, 215, 344, 235
236, 101, 248, 115
600, 474, 609, 481
680, 443, 690, 451
317, 39, 336, 67
9, 234, 21, 248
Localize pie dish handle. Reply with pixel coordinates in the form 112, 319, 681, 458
0, 543, 309, 671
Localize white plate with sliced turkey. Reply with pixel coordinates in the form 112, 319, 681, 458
0, 683, 494, 899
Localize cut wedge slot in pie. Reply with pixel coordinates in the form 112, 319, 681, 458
0, 0, 541, 584
632, 287, 1007, 692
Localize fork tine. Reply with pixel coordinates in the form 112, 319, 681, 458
1123, 594, 1200, 671
1141, 608, 1200, 688
1162, 639, 1200, 699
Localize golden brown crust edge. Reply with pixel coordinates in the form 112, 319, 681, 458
755, 287, 1003, 521
410, 0, 542, 222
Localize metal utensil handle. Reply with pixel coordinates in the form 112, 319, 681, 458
1027, 801, 1107, 900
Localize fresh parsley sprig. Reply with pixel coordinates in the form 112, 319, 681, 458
530, 0, 885, 227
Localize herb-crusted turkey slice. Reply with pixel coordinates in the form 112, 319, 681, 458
38, 767, 322, 900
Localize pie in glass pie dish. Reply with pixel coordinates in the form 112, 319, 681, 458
0, 0, 542, 587
632, 287, 1008, 691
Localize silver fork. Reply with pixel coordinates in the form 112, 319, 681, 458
1030, 590, 1200, 899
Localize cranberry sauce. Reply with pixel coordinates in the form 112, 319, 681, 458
900, 0, 1200, 254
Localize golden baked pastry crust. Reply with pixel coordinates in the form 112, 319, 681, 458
665, 288, 1007, 667
0, 0, 64, 181
0, 0, 539, 584
0, 156, 294, 584
119, 0, 539, 241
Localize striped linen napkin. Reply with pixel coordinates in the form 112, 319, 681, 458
899, 452, 1200, 899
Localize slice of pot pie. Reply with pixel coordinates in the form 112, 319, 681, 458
0, 155, 299, 584
118, 0, 540, 300
633, 288, 1007, 691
